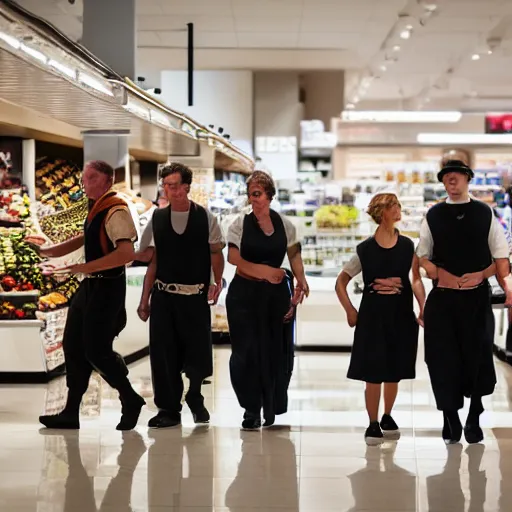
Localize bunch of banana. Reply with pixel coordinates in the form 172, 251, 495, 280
36, 158, 83, 211
39, 197, 88, 243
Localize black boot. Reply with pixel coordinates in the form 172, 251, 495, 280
241, 411, 261, 430
39, 411, 80, 430
443, 410, 462, 445
464, 396, 484, 444
116, 383, 146, 431
39, 391, 81, 430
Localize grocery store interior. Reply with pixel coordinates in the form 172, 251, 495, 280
2, 0, 512, 510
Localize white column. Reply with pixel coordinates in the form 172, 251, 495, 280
22, 139, 36, 200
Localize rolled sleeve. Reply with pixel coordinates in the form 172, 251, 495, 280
226, 214, 244, 249
207, 210, 225, 247
489, 216, 510, 259
281, 214, 300, 247
105, 208, 137, 247
139, 218, 155, 251
342, 254, 362, 278
416, 219, 433, 259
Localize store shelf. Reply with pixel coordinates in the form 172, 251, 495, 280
0, 319, 42, 327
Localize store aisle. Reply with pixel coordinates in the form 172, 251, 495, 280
2, 347, 512, 511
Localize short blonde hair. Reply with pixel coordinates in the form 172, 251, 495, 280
367, 193, 400, 224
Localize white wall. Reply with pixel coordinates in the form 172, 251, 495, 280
160, 70, 253, 153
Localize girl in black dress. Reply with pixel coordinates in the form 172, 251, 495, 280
336, 193, 425, 446
226, 171, 309, 430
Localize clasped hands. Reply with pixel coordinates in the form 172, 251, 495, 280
371, 277, 403, 295
436, 268, 484, 290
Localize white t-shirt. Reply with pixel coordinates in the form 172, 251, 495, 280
227, 211, 299, 249
416, 198, 509, 260
139, 206, 224, 251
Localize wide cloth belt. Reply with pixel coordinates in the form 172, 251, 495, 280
154, 279, 204, 295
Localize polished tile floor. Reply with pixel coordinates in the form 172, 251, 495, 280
2, 347, 512, 511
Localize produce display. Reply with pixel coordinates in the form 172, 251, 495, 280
39, 197, 87, 244
0, 190, 30, 224
0, 229, 79, 313
39, 289, 73, 311
315, 205, 359, 229
0, 230, 45, 292
0, 300, 37, 319
36, 158, 83, 211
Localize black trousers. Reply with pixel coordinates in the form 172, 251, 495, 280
149, 290, 212, 416
226, 274, 292, 418
424, 285, 496, 411
63, 276, 131, 404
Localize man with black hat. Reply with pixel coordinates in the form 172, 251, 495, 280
418, 159, 512, 444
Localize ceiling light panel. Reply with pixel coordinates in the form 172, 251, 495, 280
341, 111, 462, 123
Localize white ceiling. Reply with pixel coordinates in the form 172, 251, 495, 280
11, 0, 512, 108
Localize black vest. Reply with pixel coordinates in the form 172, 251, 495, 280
240, 210, 287, 268
84, 207, 125, 278
152, 202, 211, 288
357, 234, 414, 292
427, 199, 493, 277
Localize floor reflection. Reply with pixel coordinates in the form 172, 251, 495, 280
39, 430, 146, 512
147, 426, 214, 509
225, 429, 299, 511
347, 442, 417, 512
5, 350, 512, 511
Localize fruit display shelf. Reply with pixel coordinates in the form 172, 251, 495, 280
36, 158, 83, 211
38, 198, 87, 244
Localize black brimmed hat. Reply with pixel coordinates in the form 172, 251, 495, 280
437, 159, 474, 182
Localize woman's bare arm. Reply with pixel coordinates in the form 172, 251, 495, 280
412, 254, 426, 321
335, 271, 358, 327
228, 246, 284, 284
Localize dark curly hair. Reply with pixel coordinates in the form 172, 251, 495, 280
246, 170, 276, 200
160, 162, 193, 185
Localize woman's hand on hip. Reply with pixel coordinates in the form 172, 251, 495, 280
347, 306, 358, 327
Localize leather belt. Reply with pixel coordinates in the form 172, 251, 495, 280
154, 279, 204, 295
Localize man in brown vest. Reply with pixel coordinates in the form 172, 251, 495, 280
39, 160, 145, 431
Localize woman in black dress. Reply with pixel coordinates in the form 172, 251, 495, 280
336, 193, 425, 446
226, 171, 309, 430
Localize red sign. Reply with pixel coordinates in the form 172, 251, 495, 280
485, 113, 512, 134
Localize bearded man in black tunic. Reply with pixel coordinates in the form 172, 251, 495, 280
418, 160, 512, 444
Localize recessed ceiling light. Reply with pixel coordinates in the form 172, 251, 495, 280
423, 3, 437, 12
406, 24, 414, 30
400, 29, 411, 40
380, 65, 387, 72
392, 45, 401, 52
471, 53, 480, 61
488, 49, 493, 55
